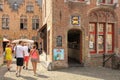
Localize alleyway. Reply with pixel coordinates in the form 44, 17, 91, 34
0, 58, 120, 80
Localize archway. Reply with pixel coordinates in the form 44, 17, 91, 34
68, 29, 82, 67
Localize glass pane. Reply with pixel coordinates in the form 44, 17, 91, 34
89, 34, 95, 51
24, 23, 27, 29
107, 34, 112, 50
30, 6, 33, 11
2, 18, 6, 22
36, 23, 39, 29
32, 19, 35, 23
99, 24, 104, 32
98, 35, 104, 51
36, 19, 39, 23
89, 23, 95, 32
32, 23, 35, 29
24, 19, 27, 23
2, 23, 6, 27
107, 24, 112, 32
20, 19, 24, 23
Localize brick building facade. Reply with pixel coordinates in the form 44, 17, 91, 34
39, 0, 120, 69
0, 0, 42, 54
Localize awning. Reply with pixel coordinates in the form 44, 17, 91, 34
12, 39, 34, 43
38, 24, 47, 32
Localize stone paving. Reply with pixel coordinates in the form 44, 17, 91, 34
0, 58, 120, 80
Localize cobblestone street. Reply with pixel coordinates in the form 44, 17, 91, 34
0, 58, 120, 80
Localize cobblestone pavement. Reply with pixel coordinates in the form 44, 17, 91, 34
0, 58, 120, 80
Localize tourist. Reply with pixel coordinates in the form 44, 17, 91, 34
15, 41, 24, 77
5, 44, 13, 71
30, 45, 40, 76
23, 43, 30, 70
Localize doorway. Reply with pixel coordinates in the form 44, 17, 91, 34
68, 29, 82, 67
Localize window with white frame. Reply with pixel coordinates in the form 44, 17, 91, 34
2, 15, 9, 29
13, 2, 18, 11
32, 16, 39, 30
26, 5, 34, 12
20, 15, 27, 30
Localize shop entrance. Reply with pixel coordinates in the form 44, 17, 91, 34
68, 29, 82, 67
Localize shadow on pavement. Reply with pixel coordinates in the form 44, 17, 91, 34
9, 70, 16, 72
37, 74, 49, 78
1, 77, 16, 80
20, 75, 37, 80
56, 66, 120, 80
28, 69, 33, 71
0, 65, 8, 77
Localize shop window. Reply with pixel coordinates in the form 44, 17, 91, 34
98, 23, 105, 53
89, 23, 114, 54
32, 16, 39, 30
2, 15, 9, 29
20, 15, 27, 30
107, 23, 113, 52
89, 23, 96, 53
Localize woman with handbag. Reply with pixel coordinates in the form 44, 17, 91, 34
30, 45, 40, 76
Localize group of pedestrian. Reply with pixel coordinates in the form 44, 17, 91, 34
4, 41, 40, 77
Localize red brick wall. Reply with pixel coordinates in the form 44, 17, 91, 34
0, 0, 42, 41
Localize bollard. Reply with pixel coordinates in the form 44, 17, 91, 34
47, 62, 53, 71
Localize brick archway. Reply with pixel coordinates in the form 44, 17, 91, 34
67, 29, 82, 66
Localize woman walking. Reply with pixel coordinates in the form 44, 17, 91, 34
5, 44, 13, 71
23, 43, 30, 70
30, 45, 40, 76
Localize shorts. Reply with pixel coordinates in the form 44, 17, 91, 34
16, 58, 24, 66
31, 58, 38, 62
24, 56, 29, 62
